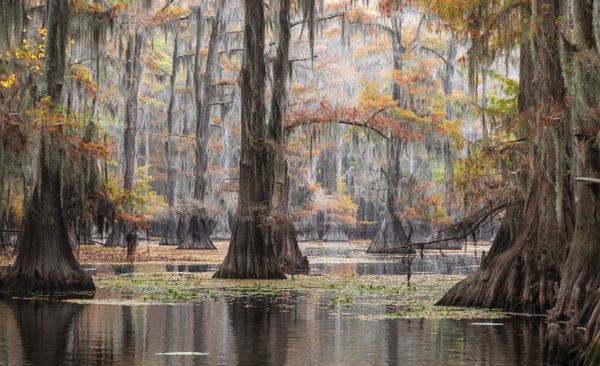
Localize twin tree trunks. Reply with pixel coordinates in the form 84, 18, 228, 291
213, 0, 285, 279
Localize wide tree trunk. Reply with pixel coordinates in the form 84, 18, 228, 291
543, 1, 600, 363
1, 0, 94, 294
160, 28, 179, 246
438, 0, 573, 314
367, 139, 413, 253
269, 0, 308, 273
105, 31, 144, 248
178, 6, 218, 250
213, 0, 285, 279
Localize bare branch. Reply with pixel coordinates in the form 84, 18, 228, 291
290, 12, 345, 29
574, 177, 600, 185
290, 55, 318, 63
209, 100, 234, 106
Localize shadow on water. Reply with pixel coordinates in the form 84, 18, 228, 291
0, 293, 545, 366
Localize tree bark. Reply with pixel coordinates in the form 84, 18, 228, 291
178, 6, 218, 250
438, 0, 573, 314
213, 0, 285, 279
1, 0, 94, 294
269, 0, 308, 273
105, 31, 144, 248
543, 1, 600, 362
442, 33, 457, 215
160, 28, 179, 246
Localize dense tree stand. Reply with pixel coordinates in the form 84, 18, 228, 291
105, 31, 144, 249
177, 210, 216, 250
161, 28, 180, 247
178, 6, 222, 250
213, 0, 285, 279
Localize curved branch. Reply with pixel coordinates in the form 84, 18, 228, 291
290, 12, 345, 29
420, 46, 464, 77
285, 107, 390, 140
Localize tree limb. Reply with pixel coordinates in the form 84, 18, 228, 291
290, 12, 345, 29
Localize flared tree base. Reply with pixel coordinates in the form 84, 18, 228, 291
177, 212, 216, 250
213, 216, 286, 279
366, 214, 414, 254
159, 215, 179, 246
2, 266, 95, 295
272, 219, 309, 274
437, 223, 561, 314
104, 221, 128, 248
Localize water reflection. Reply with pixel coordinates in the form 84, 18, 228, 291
310, 255, 481, 276
0, 294, 544, 366
77, 255, 480, 277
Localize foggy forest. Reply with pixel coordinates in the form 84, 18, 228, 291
0, 0, 600, 364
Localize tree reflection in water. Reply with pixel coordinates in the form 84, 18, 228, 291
0, 294, 545, 365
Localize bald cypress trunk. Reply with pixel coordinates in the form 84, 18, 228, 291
105, 32, 144, 248
213, 0, 284, 279
544, 1, 600, 363
269, 0, 308, 273
438, 0, 573, 314
178, 6, 218, 250
366, 139, 413, 253
160, 29, 179, 246
1, 0, 94, 294
367, 15, 411, 253
442, 33, 457, 215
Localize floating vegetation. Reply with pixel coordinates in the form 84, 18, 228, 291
91, 273, 511, 320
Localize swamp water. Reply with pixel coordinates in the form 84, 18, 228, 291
0, 242, 545, 365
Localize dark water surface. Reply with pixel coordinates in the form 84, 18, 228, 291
0, 244, 544, 365
0, 294, 544, 366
